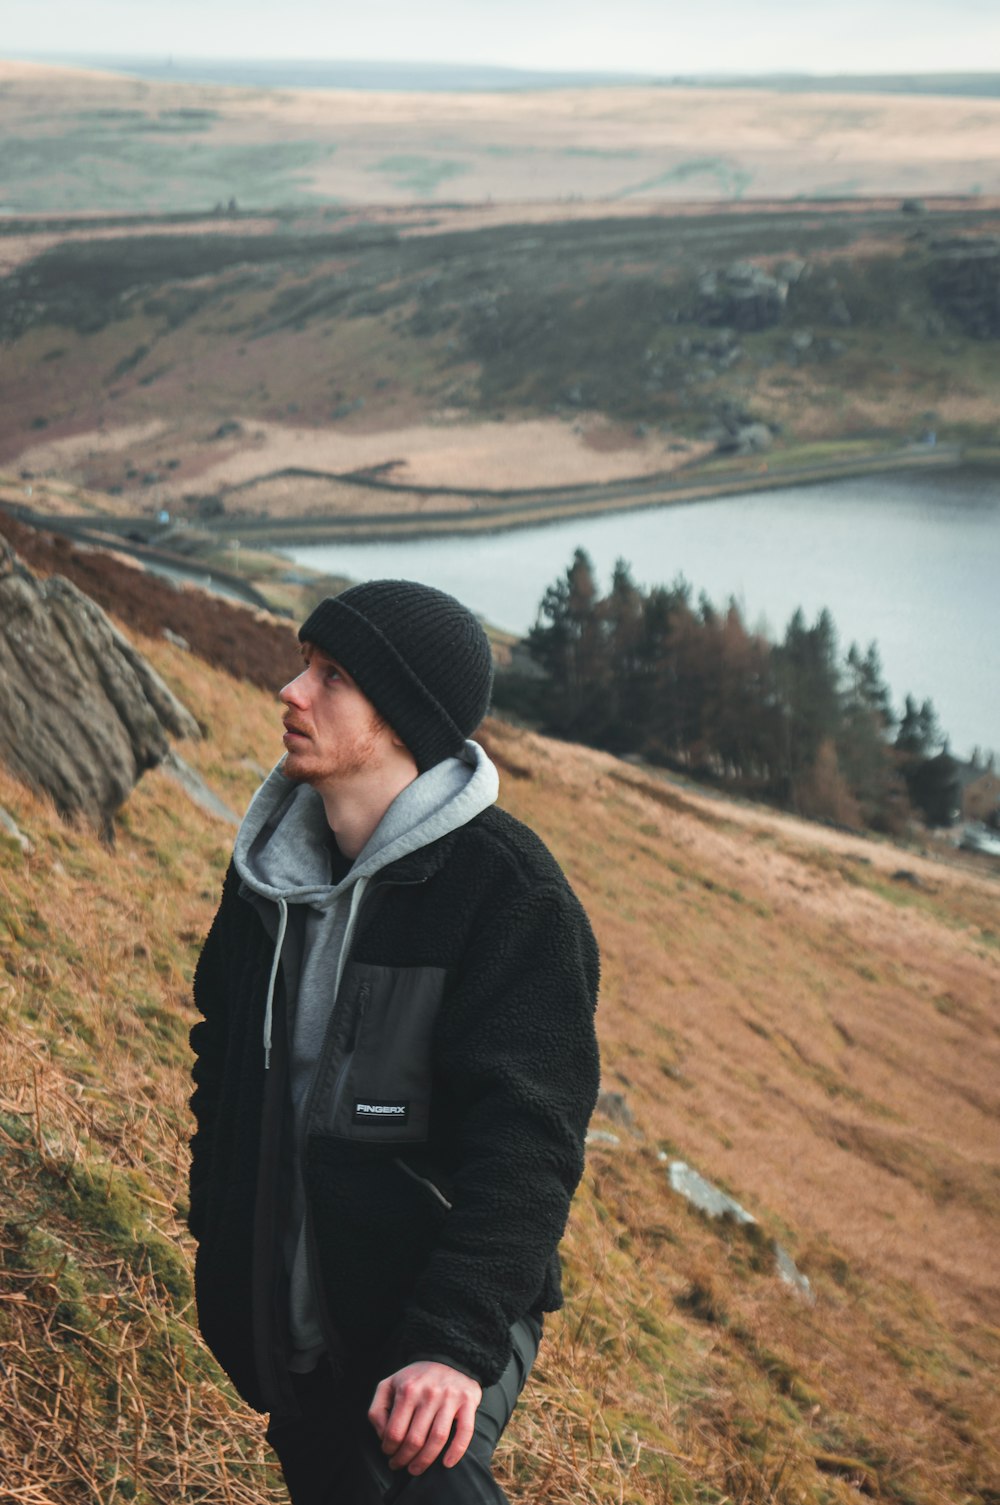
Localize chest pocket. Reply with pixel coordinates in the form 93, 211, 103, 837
311, 962, 448, 1144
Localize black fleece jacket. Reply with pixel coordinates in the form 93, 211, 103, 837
189, 803, 600, 1412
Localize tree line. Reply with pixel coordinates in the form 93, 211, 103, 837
496, 549, 951, 833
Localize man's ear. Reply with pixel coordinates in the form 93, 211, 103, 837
389, 727, 418, 769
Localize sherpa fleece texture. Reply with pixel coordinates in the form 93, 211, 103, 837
189, 803, 600, 1412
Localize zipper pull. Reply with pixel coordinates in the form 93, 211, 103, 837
346, 980, 371, 1052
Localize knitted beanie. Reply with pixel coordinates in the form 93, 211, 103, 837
298, 579, 494, 771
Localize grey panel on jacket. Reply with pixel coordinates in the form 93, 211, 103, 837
308, 961, 448, 1143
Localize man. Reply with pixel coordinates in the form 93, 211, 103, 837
189, 579, 601, 1503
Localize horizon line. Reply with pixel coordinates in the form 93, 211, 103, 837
7, 52, 1000, 83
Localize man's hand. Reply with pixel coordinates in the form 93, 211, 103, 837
368, 1361, 483, 1475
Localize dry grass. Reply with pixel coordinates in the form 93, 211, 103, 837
4, 60, 1000, 205
2, 627, 999, 1503
11, 414, 704, 505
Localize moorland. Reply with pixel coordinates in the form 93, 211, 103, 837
1, 59, 999, 549
2, 58, 1000, 1505
0, 528, 998, 1504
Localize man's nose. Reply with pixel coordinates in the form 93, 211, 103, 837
279, 670, 309, 707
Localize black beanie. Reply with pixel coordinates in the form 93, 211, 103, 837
298, 580, 494, 771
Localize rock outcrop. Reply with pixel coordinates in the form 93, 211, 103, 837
927, 236, 1000, 339
696, 261, 789, 331
0, 542, 199, 838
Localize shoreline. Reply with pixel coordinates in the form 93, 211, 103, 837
205, 443, 987, 546
3, 444, 997, 589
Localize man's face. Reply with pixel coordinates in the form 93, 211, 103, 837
279, 644, 397, 787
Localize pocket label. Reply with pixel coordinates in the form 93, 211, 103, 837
353, 1099, 410, 1124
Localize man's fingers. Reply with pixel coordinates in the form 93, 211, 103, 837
367, 1361, 483, 1474
442, 1393, 478, 1469
367, 1377, 396, 1441
389, 1400, 449, 1472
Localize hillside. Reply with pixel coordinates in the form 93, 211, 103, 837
4, 60, 1000, 212
2, 58, 1000, 523
1, 568, 998, 1503
3, 198, 1000, 531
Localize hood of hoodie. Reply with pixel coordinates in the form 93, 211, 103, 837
233, 737, 499, 1072
234, 736, 499, 905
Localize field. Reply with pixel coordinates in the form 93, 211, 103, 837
4, 60, 1000, 213
0, 553, 998, 1502
1, 54, 999, 1505
3, 196, 999, 536
0, 58, 998, 537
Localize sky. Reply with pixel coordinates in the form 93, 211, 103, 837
6, 0, 1000, 77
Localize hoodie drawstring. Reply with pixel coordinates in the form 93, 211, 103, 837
263, 897, 289, 1070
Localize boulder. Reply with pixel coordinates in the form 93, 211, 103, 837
697, 261, 788, 331
0, 806, 33, 855
0, 543, 200, 840
712, 420, 774, 456
161, 750, 239, 827
928, 236, 1000, 339
595, 1089, 636, 1130
665, 1158, 814, 1301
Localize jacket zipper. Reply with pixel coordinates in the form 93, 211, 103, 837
323, 979, 371, 1129
300, 874, 427, 1362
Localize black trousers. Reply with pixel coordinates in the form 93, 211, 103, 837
266, 1317, 541, 1505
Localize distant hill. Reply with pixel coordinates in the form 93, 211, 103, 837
11, 55, 1000, 98
0, 524, 998, 1503
3, 197, 999, 518
677, 71, 1000, 99
3, 57, 1000, 215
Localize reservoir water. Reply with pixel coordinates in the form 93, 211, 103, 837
284, 470, 1000, 760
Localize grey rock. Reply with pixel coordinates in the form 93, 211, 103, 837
774, 1242, 815, 1303
0, 543, 200, 840
668, 1161, 756, 1224
585, 1129, 621, 1148
161, 751, 239, 827
827, 295, 852, 327
697, 262, 787, 332
162, 627, 190, 651
715, 421, 773, 456
0, 805, 33, 855
778, 258, 808, 283
790, 329, 814, 353
595, 1090, 636, 1130
669, 1159, 817, 1300
738, 422, 773, 453
928, 237, 1000, 339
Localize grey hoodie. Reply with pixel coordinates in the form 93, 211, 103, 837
232, 739, 499, 1366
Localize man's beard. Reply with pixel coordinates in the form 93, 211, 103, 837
282, 710, 390, 784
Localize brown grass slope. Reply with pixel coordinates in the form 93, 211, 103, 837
4, 197, 1000, 508
1, 599, 998, 1502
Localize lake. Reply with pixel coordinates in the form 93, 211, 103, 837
283, 470, 1000, 760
